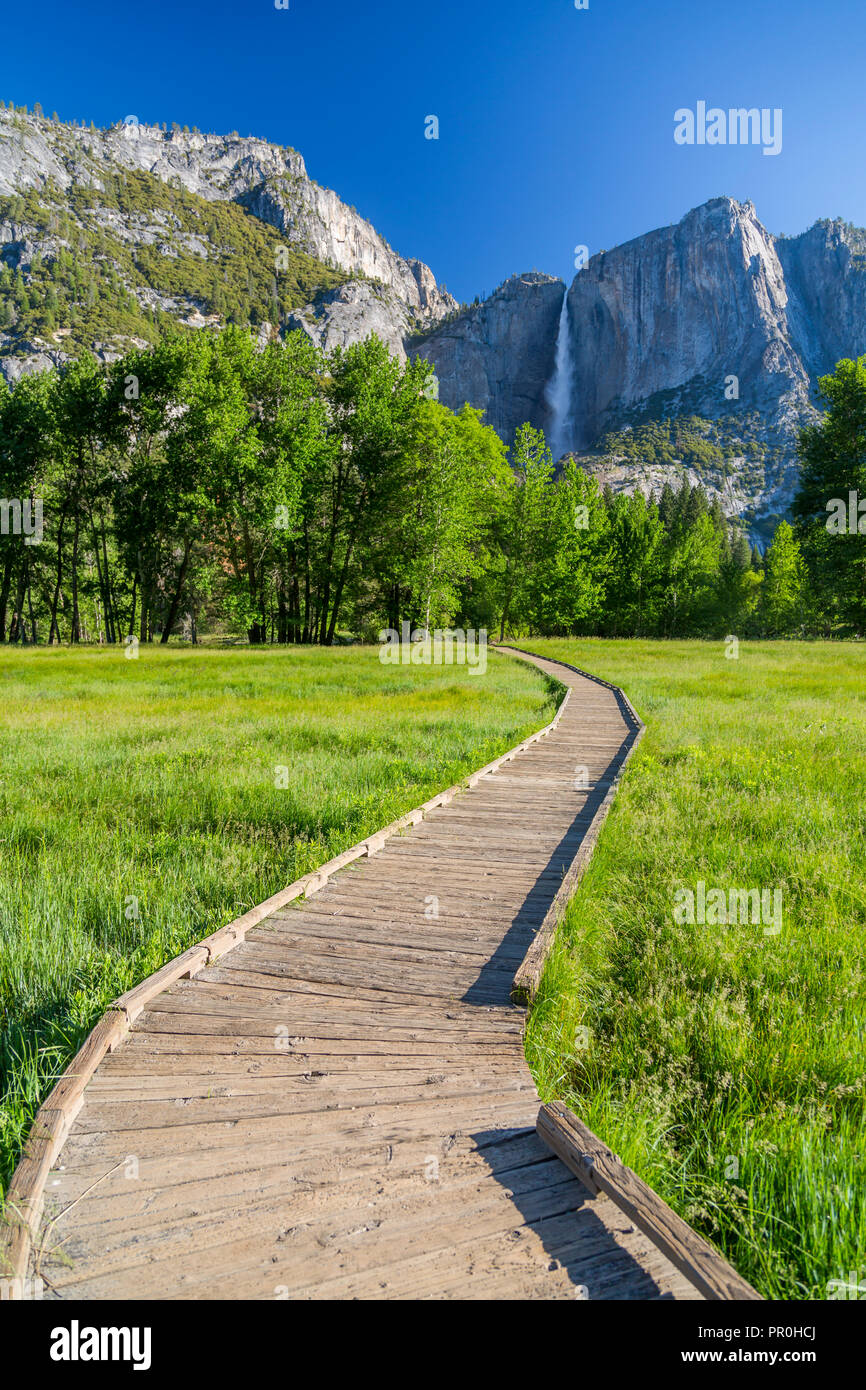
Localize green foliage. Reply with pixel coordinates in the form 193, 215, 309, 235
596, 412, 767, 474
761, 520, 806, 635
497, 423, 557, 639
0, 644, 556, 1193
599, 415, 722, 468
0, 168, 345, 354
383, 401, 512, 631
794, 355, 866, 634
0, 326, 846, 652
0, 330, 502, 651
493, 466, 766, 642
524, 637, 866, 1299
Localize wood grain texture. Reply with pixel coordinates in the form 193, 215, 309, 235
537, 1102, 762, 1301
498, 645, 645, 1006
2, 648, 715, 1301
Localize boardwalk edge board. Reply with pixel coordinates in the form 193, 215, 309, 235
494, 646, 645, 1005
537, 1101, 763, 1301
0, 668, 571, 1292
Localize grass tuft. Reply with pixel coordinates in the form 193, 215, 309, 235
0, 643, 556, 1195
524, 638, 866, 1300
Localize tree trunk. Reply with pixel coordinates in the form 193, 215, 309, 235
0, 550, 14, 642
325, 486, 367, 647
49, 507, 68, 644
90, 515, 110, 644
103, 523, 117, 643
94, 517, 116, 644
302, 519, 312, 644
9, 564, 27, 643
325, 528, 360, 646
26, 563, 37, 644
128, 573, 137, 639
160, 540, 192, 644
318, 463, 347, 645
139, 563, 149, 642
291, 573, 301, 643
70, 508, 81, 643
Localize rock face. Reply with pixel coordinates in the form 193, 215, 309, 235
558, 199, 866, 532
411, 273, 565, 440
564, 198, 809, 449
240, 178, 454, 327
4, 108, 866, 535
776, 218, 866, 381
0, 107, 456, 378
286, 280, 415, 362
413, 198, 866, 537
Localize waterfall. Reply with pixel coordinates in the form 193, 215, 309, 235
544, 287, 574, 461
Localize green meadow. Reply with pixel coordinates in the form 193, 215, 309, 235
522, 639, 866, 1301
0, 644, 557, 1194
2, 638, 863, 1302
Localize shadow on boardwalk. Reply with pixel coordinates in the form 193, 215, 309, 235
460, 742, 625, 1007
471, 1128, 680, 1300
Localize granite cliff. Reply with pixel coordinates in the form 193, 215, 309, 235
410, 272, 565, 441
3, 104, 866, 537
412, 197, 866, 539
0, 105, 456, 378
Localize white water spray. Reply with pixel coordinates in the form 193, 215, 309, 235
545, 287, 574, 461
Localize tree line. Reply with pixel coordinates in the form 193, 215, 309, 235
0, 329, 862, 647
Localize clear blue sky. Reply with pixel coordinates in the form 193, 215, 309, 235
2, 0, 864, 302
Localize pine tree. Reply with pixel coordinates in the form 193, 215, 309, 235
731, 531, 752, 570
709, 496, 727, 534
658, 481, 677, 530
762, 521, 806, 635
794, 355, 866, 633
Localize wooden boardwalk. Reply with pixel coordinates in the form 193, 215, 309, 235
30, 649, 699, 1300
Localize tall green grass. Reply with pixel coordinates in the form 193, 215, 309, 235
0, 644, 557, 1194
523, 639, 866, 1300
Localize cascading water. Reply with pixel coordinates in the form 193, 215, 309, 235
544, 287, 574, 461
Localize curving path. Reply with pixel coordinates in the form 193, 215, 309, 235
30, 649, 699, 1300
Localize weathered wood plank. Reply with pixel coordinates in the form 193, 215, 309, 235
537, 1101, 762, 1301
7, 645, 732, 1304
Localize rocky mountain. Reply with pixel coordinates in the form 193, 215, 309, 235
410, 272, 565, 441
2, 104, 865, 539
412, 198, 866, 541
0, 104, 456, 379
